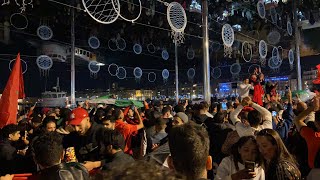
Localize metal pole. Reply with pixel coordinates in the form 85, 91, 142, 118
175, 41, 179, 104
293, 0, 302, 90
202, 0, 211, 103
70, 5, 76, 107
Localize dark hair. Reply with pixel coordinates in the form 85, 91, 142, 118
102, 115, 116, 123
174, 105, 185, 113
0, 124, 20, 139
213, 111, 227, 123
102, 130, 125, 150
94, 160, 183, 180
247, 110, 262, 127
95, 108, 106, 121
231, 136, 261, 171
199, 101, 209, 110
42, 116, 57, 128
256, 129, 297, 166
162, 107, 171, 115
32, 132, 63, 167
113, 108, 123, 120
168, 122, 209, 180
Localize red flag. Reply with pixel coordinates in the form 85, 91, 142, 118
0, 53, 25, 128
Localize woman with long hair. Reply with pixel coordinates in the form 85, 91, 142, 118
256, 129, 301, 180
215, 136, 264, 180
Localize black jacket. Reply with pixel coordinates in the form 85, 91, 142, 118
33, 162, 89, 180
103, 151, 135, 170
63, 122, 105, 162
0, 139, 29, 175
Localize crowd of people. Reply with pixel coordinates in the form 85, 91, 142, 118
0, 68, 320, 180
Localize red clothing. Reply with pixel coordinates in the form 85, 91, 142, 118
252, 82, 264, 106
115, 119, 138, 154
300, 126, 320, 168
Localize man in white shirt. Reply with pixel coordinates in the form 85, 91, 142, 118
238, 78, 254, 101
230, 96, 272, 137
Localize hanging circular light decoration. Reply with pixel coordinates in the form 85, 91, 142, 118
88, 36, 100, 49
187, 68, 195, 81
88, 61, 100, 78
221, 24, 234, 48
270, 7, 277, 24
148, 72, 157, 82
162, 69, 170, 83
230, 63, 241, 74
108, 38, 118, 51
277, 46, 283, 61
241, 41, 252, 62
133, 43, 142, 54
272, 47, 280, 65
37, 25, 53, 40
287, 20, 293, 36
116, 37, 126, 50
133, 67, 143, 83
166, 2, 187, 44
147, 43, 156, 54
259, 40, 267, 59
187, 47, 195, 60
211, 67, 221, 79
116, 66, 127, 80
10, 13, 28, 30
267, 31, 281, 45
222, 24, 234, 58
257, 1, 266, 19
9, 58, 28, 74
248, 64, 260, 74
268, 56, 282, 72
162, 49, 169, 60
108, 63, 118, 76
82, 0, 120, 24
288, 49, 294, 70
36, 55, 53, 77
